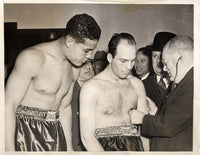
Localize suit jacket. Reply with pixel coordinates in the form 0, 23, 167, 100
141, 68, 193, 151
143, 72, 171, 109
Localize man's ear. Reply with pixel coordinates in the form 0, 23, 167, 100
65, 36, 75, 48
177, 49, 183, 61
107, 53, 113, 63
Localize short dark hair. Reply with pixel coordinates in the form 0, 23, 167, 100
64, 13, 101, 43
108, 33, 136, 57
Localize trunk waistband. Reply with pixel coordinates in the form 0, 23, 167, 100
95, 125, 139, 138
16, 105, 59, 121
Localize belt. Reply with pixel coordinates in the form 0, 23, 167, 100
16, 105, 59, 121
95, 125, 139, 138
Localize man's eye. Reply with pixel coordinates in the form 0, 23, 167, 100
131, 60, 135, 63
120, 60, 126, 62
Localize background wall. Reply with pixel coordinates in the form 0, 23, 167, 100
4, 4, 193, 51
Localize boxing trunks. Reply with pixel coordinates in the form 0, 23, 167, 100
15, 105, 67, 151
95, 125, 144, 151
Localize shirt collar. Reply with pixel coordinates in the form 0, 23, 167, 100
141, 72, 150, 81
156, 75, 169, 88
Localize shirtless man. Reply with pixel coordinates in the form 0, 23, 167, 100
80, 33, 148, 151
5, 13, 101, 151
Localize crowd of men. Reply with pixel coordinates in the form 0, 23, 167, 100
5, 13, 193, 152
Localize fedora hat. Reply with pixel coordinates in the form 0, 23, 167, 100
152, 32, 176, 52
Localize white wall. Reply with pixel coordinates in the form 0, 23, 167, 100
4, 4, 193, 51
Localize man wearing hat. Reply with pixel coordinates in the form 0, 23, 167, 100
144, 32, 176, 109
129, 35, 193, 151
92, 50, 108, 75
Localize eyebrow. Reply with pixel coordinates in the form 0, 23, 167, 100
86, 48, 94, 51
119, 58, 136, 61
84, 48, 94, 53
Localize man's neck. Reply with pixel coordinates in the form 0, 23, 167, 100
56, 36, 70, 61
106, 65, 127, 83
175, 65, 193, 84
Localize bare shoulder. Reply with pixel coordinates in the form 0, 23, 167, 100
81, 77, 101, 93
14, 47, 45, 74
127, 75, 145, 94
127, 75, 143, 86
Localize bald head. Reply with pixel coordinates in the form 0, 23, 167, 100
162, 36, 193, 83
163, 36, 193, 56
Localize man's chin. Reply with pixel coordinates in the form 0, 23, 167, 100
136, 71, 143, 76
136, 71, 141, 75
154, 70, 162, 75
120, 74, 129, 79
170, 76, 174, 81
71, 62, 84, 68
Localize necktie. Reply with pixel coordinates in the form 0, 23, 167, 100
158, 76, 166, 90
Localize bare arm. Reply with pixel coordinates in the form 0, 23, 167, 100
129, 77, 149, 151
80, 82, 104, 151
59, 83, 75, 151
5, 49, 43, 151
131, 77, 148, 114
146, 96, 158, 115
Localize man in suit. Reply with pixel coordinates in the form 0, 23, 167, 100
134, 47, 153, 80
146, 32, 176, 109
71, 61, 94, 151
129, 35, 193, 151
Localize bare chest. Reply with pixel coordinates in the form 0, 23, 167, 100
32, 59, 73, 96
97, 81, 138, 116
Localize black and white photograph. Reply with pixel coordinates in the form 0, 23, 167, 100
1, 0, 200, 154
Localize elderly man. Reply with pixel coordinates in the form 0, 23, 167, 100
5, 13, 101, 151
80, 33, 148, 151
129, 36, 193, 151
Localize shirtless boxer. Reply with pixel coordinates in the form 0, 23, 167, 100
80, 33, 148, 151
5, 13, 101, 151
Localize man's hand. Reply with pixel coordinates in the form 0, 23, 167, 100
129, 110, 145, 124
146, 97, 158, 115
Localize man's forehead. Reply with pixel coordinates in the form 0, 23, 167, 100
82, 38, 98, 48
115, 54, 136, 61
137, 52, 148, 57
116, 43, 136, 54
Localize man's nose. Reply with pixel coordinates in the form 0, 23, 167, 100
86, 63, 92, 69
156, 57, 160, 63
135, 61, 140, 68
86, 51, 93, 59
126, 61, 134, 70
